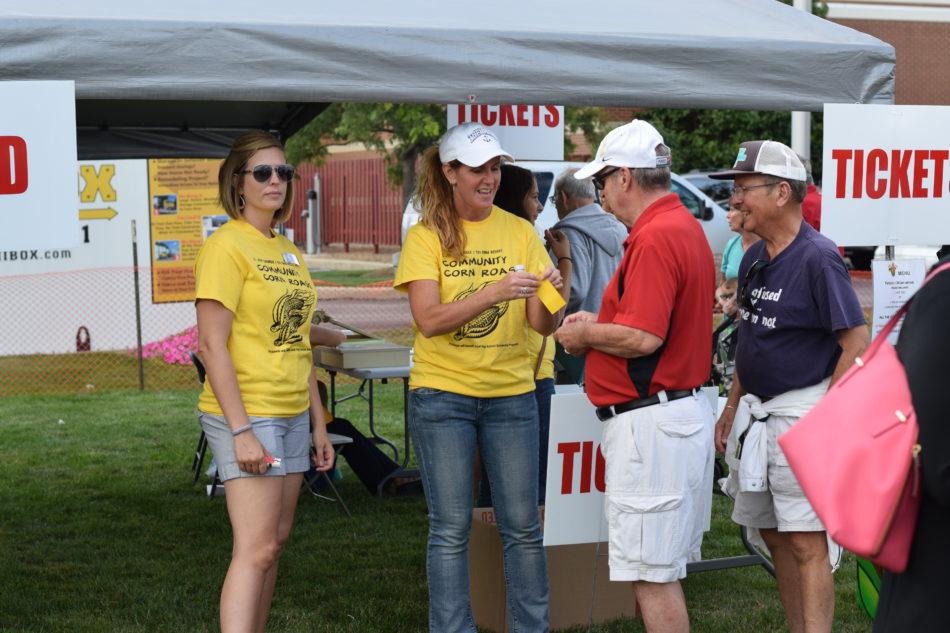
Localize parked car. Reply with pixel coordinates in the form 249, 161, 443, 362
682, 169, 734, 207
398, 161, 732, 265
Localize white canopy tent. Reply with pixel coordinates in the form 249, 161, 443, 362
0, 0, 895, 156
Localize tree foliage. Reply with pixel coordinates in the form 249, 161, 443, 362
286, 103, 445, 205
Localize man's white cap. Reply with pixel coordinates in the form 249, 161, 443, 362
439, 122, 513, 167
574, 119, 670, 180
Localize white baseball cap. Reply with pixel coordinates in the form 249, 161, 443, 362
574, 119, 670, 180
438, 122, 513, 167
709, 140, 807, 181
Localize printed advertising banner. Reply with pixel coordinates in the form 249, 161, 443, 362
822, 104, 950, 247
447, 105, 564, 161
0, 81, 78, 251
147, 158, 226, 303
871, 258, 926, 343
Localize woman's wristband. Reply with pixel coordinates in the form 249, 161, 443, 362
231, 423, 253, 437
557, 256, 573, 264
724, 404, 737, 410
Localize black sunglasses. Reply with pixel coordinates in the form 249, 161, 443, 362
592, 166, 621, 191
238, 164, 295, 183
739, 259, 769, 313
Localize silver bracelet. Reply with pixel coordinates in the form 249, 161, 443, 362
231, 423, 253, 437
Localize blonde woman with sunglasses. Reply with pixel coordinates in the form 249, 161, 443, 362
194, 131, 333, 633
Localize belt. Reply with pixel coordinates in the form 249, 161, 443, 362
595, 388, 700, 422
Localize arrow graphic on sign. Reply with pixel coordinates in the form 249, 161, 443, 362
78, 208, 118, 221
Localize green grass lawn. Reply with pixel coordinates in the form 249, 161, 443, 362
0, 385, 871, 632
310, 268, 394, 287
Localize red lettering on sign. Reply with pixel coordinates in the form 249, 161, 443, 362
557, 441, 606, 494
0, 136, 28, 195
832, 149, 851, 199
478, 105, 496, 126
912, 149, 930, 198
544, 106, 560, 127
866, 149, 888, 199
932, 150, 948, 198
500, 105, 515, 126
455, 105, 467, 124
516, 105, 529, 126
558, 442, 581, 494
852, 149, 864, 199
890, 150, 912, 198
579, 441, 594, 493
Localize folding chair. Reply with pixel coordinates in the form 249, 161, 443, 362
189, 352, 222, 497
303, 433, 354, 517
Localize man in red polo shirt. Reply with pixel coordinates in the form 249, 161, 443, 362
556, 119, 715, 633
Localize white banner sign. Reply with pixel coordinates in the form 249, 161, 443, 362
543, 391, 609, 547
871, 258, 927, 343
822, 104, 950, 247
0, 81, 78, 251
447, 104, 564, 161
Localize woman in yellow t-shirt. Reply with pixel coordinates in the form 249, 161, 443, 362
394, 123, 563, 633
194, 131, 333, 633
476, 164, 572, 508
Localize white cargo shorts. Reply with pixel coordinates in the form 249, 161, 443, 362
602, 393, 714, 583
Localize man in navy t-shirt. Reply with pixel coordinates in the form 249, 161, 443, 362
710, 140, 868, 633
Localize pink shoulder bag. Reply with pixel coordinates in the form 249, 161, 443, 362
778, 262, 950, 572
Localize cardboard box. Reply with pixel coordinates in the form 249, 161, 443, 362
315, 340, 411, 369
469, 507, 638, 632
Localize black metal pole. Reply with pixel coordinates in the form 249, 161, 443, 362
131, 220, 145, 390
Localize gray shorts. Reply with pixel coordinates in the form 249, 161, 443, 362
731, 412, 825, 532
198, 410, 312, 482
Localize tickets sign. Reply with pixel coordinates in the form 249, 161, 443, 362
822, 104, 950, 246
0, 81, 78, 251
448, 104, 564, 161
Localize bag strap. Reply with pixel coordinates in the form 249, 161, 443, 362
867, 261, 950, 356
534, 336, 548, 380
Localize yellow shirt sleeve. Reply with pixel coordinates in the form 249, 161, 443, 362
526, 229, 553, 277
394, 224, 441, 293
194, 235, 246, 313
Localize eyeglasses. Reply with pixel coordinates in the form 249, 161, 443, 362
592, 167, 621, 191
238, 164, 295, 183
731, 181, 777, 199
739, 259, 769, 313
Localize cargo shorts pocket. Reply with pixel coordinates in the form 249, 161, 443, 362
607, 494, 684, 567
656, 417, 709, 490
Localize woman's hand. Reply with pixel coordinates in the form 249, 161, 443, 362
538, 265, 563, 291
494, 269, 541, 301
545, 229, 571, 261
311, 425, 335, 472
234, 430, 271, 475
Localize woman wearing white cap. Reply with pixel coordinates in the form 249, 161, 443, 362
394, 122, 561, 633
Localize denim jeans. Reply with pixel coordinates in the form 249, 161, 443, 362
477, 378, 555, 507
409, 388, 549, 633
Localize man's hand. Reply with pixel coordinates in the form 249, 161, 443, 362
714, 406, 736, 454
562, 310, 597, 325
555, 319, 591, 356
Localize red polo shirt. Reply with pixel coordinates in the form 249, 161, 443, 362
584, 193, 715, 407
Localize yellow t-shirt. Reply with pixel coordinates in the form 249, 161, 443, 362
527, 333, 555, 381
194, 218, 316, 417
394, 206, 551, 397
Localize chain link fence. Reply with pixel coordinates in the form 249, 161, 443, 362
0, 267, 872, 397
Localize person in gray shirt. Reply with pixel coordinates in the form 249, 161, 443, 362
547, 167, 628, 316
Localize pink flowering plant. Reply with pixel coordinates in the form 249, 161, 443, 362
132, 325, 198, 365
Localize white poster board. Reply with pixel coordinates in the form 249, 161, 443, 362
822, 104, 950, 247
448, 104, 564, 161
543, 392, 609, 547
871, 258, 926, 343
0, 81, 78, 251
